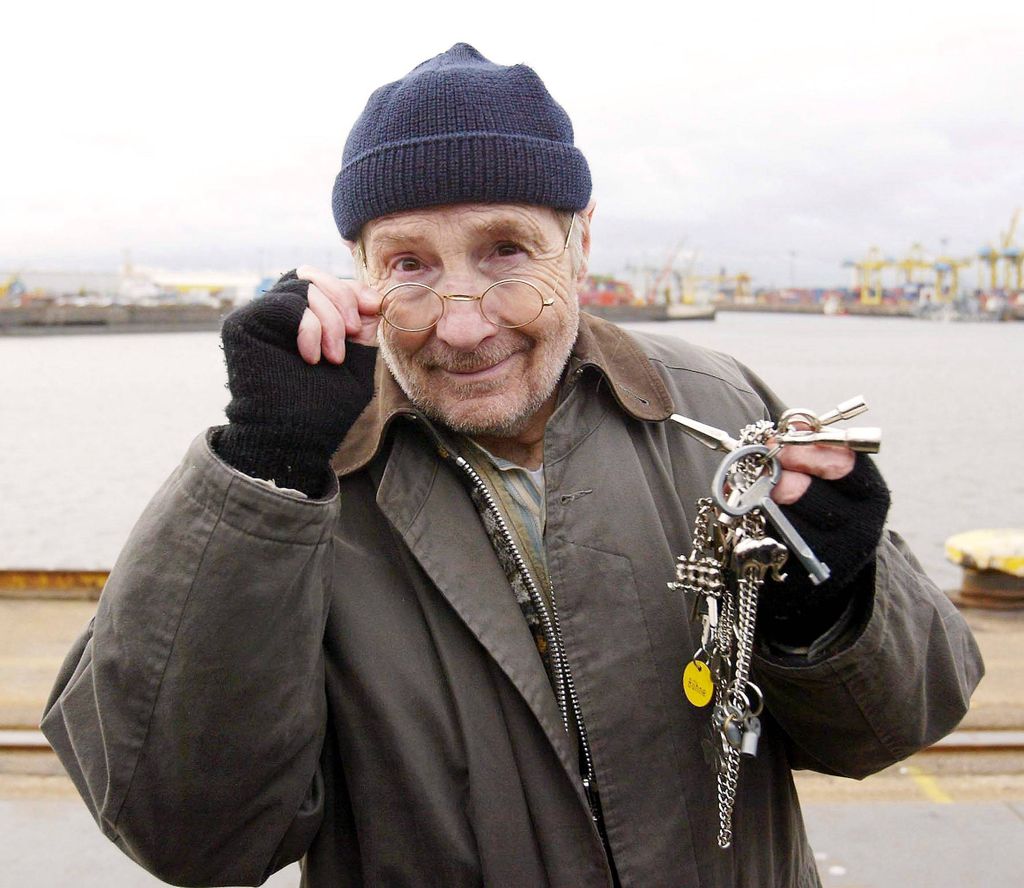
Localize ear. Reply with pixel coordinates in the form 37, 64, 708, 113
343, 236, 366, 281
575, 198, 596, 285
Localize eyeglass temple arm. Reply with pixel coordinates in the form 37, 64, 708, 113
563, 213, 577, 252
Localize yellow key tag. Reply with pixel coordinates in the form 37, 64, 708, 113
682, 660, 714, 708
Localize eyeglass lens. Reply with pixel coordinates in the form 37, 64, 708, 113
382, 284, 442, 331
382, 281, 545, 332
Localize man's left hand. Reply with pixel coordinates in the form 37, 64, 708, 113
771, 443, 856, 505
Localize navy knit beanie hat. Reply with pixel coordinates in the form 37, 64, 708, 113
332, 43, 592, 240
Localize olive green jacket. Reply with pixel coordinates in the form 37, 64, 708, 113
42, 315, 983, 887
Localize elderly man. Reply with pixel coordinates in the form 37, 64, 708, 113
43, 44, 982, 888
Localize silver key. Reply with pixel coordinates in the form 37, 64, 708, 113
743, 493, 831, 586
740, 714, 761, 757
718, 703, 744, 751
703, 595, 719, 631
712, 445, 831, 586
776, 426, 881, 453
668, 414, 740, 453
777, 395, 868, 433
698, 600, 718, 654
816, 395, 869, 427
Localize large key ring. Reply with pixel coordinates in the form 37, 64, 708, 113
720, 703, 747, 751
711, 445, 780, 517
729, 680, 764, 717
776, 408, 822, 435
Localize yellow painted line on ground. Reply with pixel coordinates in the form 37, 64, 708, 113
0, 569, 107, 601
904, 764, 954, 803
0, 570, 109, 590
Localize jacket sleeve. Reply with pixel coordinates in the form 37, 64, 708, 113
40, 431, 335, 886
752, 529, 985, 778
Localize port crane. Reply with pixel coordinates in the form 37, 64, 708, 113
844, 247, 891, 305
895, 243, 933, 285
680, 270, 752, 304
1000, 208, 1021, 291
979, 208, 1021, 291
645, 240, 688, 304
933, 256, 972, 302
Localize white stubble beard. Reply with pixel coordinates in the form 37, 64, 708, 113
378, 298, 580, 438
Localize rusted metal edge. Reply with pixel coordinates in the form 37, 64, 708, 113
0, 569, 108, 600
925, 730, 1024, 751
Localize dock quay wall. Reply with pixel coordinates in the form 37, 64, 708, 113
0, 304, 224, 335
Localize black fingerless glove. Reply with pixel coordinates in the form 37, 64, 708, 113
756, 453, 891, 648
213, 270, 377, 498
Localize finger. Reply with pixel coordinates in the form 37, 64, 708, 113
771, 469, 811, 505
351, 303, 382, 346
352, 282, 384, 316
297, 308, 322, 364
316, 279, 381, 343
296, 265, 359, 332
296, 266, 376, 336
306, 285, 347, 364
776, 443, 855, 480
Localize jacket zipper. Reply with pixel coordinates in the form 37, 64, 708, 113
452, 454, 600, 822
545, 577, 600, 818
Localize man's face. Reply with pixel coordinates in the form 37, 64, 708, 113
361, 204, 582, 438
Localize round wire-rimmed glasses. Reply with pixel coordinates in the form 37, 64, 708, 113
379, 278, 555, 333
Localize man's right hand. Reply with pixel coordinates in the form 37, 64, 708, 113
293, 265, 382, 364
214, 269, 381, 497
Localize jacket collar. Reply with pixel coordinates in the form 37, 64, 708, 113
331, 313, 674, 477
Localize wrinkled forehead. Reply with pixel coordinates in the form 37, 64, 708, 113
361, 203, 563, 253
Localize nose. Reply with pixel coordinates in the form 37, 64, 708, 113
433, 287, 498, 352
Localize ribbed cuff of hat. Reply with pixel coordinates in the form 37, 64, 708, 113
756, 453, 891, 648
333, 134, 591, 240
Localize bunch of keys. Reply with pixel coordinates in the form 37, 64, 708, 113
667, 396, 881, 848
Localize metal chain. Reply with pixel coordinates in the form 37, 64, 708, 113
673, 421, 775, 849
668, 396, 879, 851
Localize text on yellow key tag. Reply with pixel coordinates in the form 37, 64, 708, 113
682, 659, 714, 707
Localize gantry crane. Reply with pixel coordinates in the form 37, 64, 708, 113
844, 247, 891, 305
978, 245, 1000, 290
646, 241, 688, 305
933, 256, 972, 302
979, 208, 1021, 291
1000, 208, 1021, 291
679, 270, 751, 304
1004, 247, 1023, 292
895, 243, 934, 285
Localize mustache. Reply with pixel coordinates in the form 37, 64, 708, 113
419, 335, 532, 373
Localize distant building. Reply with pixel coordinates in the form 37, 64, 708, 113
0, 268, 263, 306
578, 275, 637, 307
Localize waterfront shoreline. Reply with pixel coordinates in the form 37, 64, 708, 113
5, 299, 1020, 335
3, 313, 1020, 595
0, 304, 225, 335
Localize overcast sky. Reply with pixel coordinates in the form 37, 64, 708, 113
4, 1, 1022, 288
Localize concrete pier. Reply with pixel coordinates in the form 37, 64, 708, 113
2, 598, 1021, 887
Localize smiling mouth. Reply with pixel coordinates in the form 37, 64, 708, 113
438, 353, 519, 381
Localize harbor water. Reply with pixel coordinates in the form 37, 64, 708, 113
1, 312, 1021, 592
